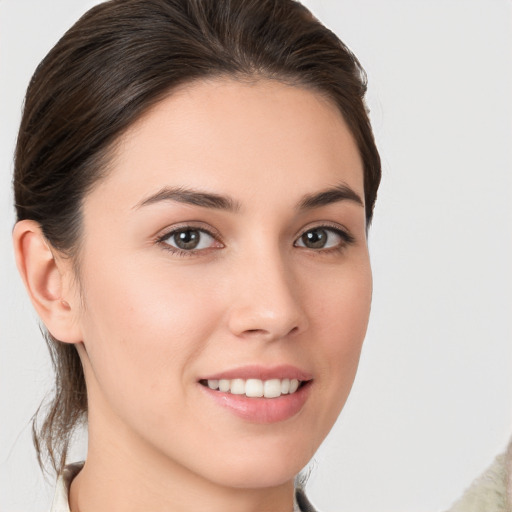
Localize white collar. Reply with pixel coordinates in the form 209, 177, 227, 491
50, 462, 84, 512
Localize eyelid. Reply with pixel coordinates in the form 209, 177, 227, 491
155, 221, 221, 239
155, 222, 223, 255
294, 222, 355, 247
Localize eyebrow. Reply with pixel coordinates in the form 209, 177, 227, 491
134, 186, 241, 212
134, 183, 363, 212
297, 183, 364, 210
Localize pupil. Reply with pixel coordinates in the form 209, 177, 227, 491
175, 229, 200, 250
303, 229, 327, 248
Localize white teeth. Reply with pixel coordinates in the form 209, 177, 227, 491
207, 379, 219, 390
218, 379, 230, 392
245, 379, 263, 397
263, 379, 281, 398
230, 378, 245, 395
205, 378, 304, 398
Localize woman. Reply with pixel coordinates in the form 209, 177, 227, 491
11, 1, 380, 510
8, 1, 511, 511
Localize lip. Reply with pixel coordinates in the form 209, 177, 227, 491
200, 364, 313, 381
198, 365, 313, 424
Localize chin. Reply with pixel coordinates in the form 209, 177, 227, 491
208, 460, 305, 490
194, 436, 318, 490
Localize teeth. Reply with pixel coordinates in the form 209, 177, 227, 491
264, 379, 281, 398
205, 378, 302, 398
230, 379, 245, 395
207, 379, 219, 390
245, 379, 263, 397
219, 379, 230, 392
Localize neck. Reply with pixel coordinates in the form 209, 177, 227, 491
69, 411, 296, 512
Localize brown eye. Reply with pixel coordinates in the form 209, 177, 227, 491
295, 226, 353, 250
300, 228, 329, 249
173, 229, 201, 250
160, 228, 218, 252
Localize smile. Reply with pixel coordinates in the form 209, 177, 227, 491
200, 378, 302, 398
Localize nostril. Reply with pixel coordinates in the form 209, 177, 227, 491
241, 325, 300, 339
243, 328, 267, 336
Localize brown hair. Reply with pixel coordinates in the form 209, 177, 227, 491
14, 0, 381, 474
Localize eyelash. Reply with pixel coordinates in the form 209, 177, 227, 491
295, 223, 355, 254
155, 223, 355, 257
156, 224, 222, 257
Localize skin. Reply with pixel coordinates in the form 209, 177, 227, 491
14, 78, 372, 512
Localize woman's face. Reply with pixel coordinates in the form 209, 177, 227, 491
72, 78, 372, 488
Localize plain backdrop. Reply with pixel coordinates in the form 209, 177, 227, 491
1, 1, 511, 511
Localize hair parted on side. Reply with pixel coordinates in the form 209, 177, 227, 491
13, 0, 381, 475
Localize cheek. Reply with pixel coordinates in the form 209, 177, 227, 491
81, 254, 221, 343
311, 255, 372, 349
76, 258, 224, 417
308, 258, 372, 418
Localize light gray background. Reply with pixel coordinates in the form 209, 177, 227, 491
1, 1, 511, 511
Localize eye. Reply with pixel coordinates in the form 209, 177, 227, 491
158, 227, 221, 253
295, 226, 353, 250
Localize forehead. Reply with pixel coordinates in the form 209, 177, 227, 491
89, 78, 364, 211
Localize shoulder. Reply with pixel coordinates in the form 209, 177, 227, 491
445, 439, 512, 512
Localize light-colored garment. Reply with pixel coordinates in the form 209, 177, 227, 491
49, 463, 84, 512
49, 461, 317, 512
445, 439, 512, 512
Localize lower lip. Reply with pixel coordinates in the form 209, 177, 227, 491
199, 381, 312, 424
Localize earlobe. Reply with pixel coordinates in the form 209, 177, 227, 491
12, 219, 82, 344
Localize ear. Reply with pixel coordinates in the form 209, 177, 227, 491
12, 219, 82, 344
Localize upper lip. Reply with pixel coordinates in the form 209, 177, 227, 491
200, 364, 313, 382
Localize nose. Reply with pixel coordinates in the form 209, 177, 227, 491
226, 250, 308, 341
